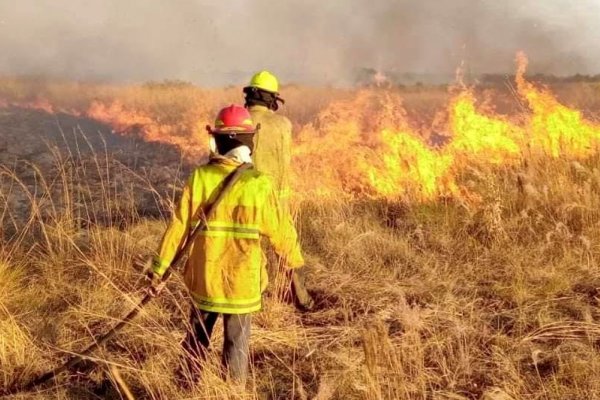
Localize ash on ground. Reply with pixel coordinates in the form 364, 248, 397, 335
0, 107, 196, 233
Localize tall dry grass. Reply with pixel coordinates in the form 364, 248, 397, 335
0, 138, 599, 399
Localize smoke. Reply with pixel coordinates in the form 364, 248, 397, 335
0, 0, 598, 85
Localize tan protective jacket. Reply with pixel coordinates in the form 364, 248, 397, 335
249, 105, 293, 202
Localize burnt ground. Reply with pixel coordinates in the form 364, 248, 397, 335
0, 107, 189, 169
0, 107, 193, 229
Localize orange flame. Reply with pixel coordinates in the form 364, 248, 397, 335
293, 56, 600, 201
293, 88, 529, 200
86, 100, 208, 157
516, 51, 600, 158
364, 129, 457, 199
447, 91, 522, 165
0, 97, 59, 114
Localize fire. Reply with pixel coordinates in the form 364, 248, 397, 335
291, 91, 376, 196
364, 129, 457, 199
1, 53, 600, 202
86, 100, 208, 157
447, 91, 522, 165
0, 97, 59, 114
0, 82, 225, 160
293, 56, 600, 201
516, 51, 600, 158
292, 89, 525, 200
291, 91, 455, 199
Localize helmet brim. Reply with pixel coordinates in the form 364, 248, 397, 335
212, 130, 255, 135
207, 126, 256, 135
244, 85, 279, 95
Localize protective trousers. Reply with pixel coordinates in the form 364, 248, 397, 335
182, 308, 251, 384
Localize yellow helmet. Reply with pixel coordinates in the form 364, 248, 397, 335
247, 70, 279, 93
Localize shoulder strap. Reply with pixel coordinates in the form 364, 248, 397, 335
170, 162, 253, 269
195, 162, 254, 230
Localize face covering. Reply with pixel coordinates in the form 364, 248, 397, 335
215, 133, 254, 154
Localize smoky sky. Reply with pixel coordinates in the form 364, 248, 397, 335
0, 0, 598, 85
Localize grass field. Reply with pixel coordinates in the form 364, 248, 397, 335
1, 65, 600, 399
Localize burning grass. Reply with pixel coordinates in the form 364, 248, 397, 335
3, 54, 600, 202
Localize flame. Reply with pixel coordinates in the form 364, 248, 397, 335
86, 100, 208, 157
447, 91, 522, 165
364, 129, 457, 198
2, 53, 600, 202
292, 91, 458, 199
292, 91, 374, 196
0, 97, 59, 114
292, 88, 529, 200
0, 82, 234, 160
516, 51, 600, 158
293, 55, 600, 201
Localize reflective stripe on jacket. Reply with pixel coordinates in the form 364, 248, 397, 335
152, 155, 304, 314
249, 105, 293, 203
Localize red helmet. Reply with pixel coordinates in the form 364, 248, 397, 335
207, 104, 256, 134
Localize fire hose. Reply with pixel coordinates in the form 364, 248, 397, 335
1, 162, 252, 397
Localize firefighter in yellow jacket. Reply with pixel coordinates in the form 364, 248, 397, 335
149, 105, 312, 384
243, 71, 292, 204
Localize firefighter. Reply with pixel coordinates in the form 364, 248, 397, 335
243, 70, 292, 204
243, 71, 314, 306
148, 105, 313, 385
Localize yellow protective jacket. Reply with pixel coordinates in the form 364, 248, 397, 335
152, 155, 304, 314
249, 105, 293, 203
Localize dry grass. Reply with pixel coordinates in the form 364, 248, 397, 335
1, 81, 600, 399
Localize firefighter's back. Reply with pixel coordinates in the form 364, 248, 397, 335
249, 105, 292, 200
183, 159, 274, 314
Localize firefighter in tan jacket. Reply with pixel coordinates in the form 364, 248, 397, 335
243, 71, 292, 204
242, 71, 313, 310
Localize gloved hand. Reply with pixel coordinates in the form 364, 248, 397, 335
148, 279, 167, 297
143, 257, 167, 297
292, 266, 315, 312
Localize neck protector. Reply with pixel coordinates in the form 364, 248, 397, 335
244, 87, 285, 111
